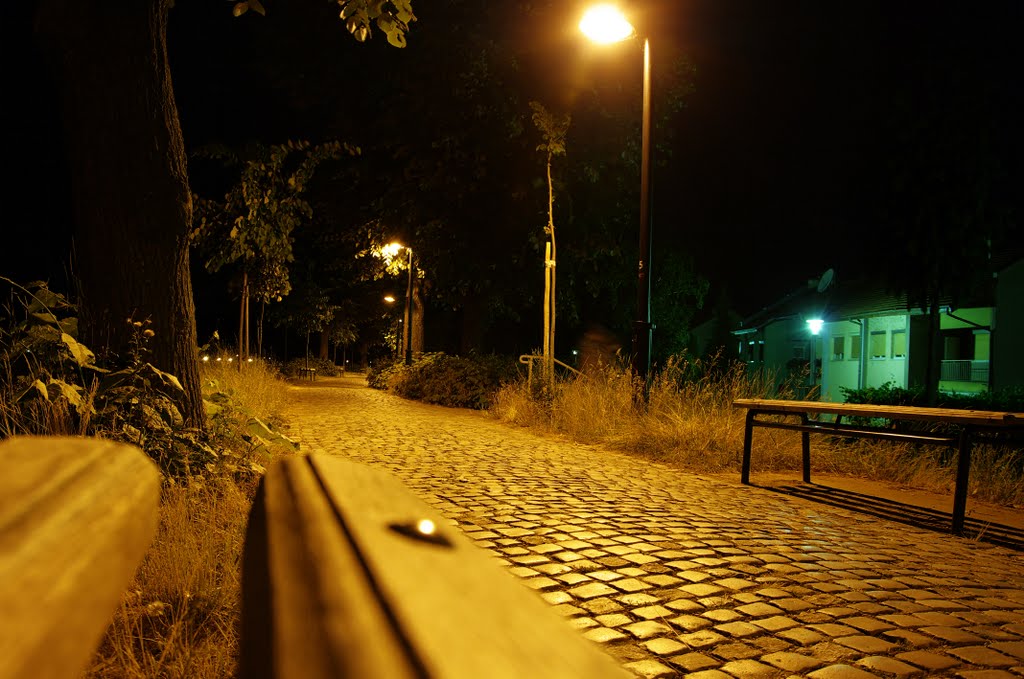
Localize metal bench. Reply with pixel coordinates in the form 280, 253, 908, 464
732, 398, 1024, 534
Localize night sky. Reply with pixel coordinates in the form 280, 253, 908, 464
4, 1, 1021, 332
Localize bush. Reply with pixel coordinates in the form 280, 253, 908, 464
281, 356, 341, 378
841, 382, 1024, 411
369, 352, 517, 409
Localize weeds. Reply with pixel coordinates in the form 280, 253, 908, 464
491, 354, 1024, 506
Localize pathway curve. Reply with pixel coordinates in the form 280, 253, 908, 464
282, 376, 1024, 678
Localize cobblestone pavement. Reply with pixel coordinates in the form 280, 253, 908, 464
283, 376, 1024, 678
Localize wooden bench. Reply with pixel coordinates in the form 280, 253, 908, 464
0, 437, 160, 678
732, 398, 1024, 534
241, 454, 627, 678
1, 438, 626, 678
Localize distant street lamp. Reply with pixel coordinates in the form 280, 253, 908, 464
387, 242, 415, 366
580, 4, 654, 390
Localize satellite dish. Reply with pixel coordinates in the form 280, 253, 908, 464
816, 268, 835, 293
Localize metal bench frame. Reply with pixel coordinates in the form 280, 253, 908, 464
733, 399, 1024, 535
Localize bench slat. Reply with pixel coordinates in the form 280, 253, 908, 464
242, 455, 629, 679
733, 398, 1024, 427
0, 437, 160, 679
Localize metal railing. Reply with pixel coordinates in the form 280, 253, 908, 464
940, 359, 990, 383
518, 354, 583, 386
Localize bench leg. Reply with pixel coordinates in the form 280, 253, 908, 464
741, 410, 755, 484
951, 428, 971, 535
801, 412, 811, 483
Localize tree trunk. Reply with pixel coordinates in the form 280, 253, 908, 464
318, 330, 330, 360
412, 277, 425, 355
36, 0, 204, 428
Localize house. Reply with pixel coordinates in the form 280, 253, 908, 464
732, 260, 1023, 402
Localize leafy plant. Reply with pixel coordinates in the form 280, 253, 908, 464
1, 279, 214, 476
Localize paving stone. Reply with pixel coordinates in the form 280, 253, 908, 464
856, 655, 924, 676
664, 598, 702, 613
839, 615, 896, 632
808, 622, 861, 637
751, 615, 799, 631
595, 613, 633, 628
568, 617, 600, 630
611, 578, 652, 593
946, 646, 1017, 667
667, 651, 719, 671
669, 614, 713, 631
681, 583, 725, 597
919, 625, 986, 643
632, 605, 673, 620
736, 602, 785, 617
715, 577, 758, 591
778, 627, 827, 646
623, 620, 673, 639
589, 569, 624, 582
952, 672, 1018, 679
835, 635, 898, 654
581, 597, 623, 614
622, 659, 676, 677
569, 582, 619, 600
761, 651, 824, 673
717, 659, 777, 676
880, 628, 939, 648
703, 609, 743, 623
714, 621, 763, 638
896, 650, 960, 670
642, 637, 687, 656
582, 626, 629, 643
710, 642, 762, 660
618, 593, 661, 607
678, 629, 728, 649
683, 671, 732, 679
991, 641, 1024, 659
808, 664, 882, 678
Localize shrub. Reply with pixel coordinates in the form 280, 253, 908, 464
281, 356, 341, 378
372, 352, 517, 409
841, 382, 1024, 412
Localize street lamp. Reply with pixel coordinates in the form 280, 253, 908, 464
387, 241, 415, 366
580, 4, 654, 390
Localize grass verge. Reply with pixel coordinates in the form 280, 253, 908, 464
84, 358, 291, 678
491, 355, 1024, 507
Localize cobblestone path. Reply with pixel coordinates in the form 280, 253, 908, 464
283, 376, 1024, 678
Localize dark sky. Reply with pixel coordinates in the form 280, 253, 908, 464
4, 0, 1021, 322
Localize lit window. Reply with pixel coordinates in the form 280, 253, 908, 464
870, 331, 887, 359
850, 335, 861, 360
892, 329, 907, 358
831, 336, 844, 361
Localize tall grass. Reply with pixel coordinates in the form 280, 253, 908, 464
84, 358, 290, 678
491, 355, 1024, 506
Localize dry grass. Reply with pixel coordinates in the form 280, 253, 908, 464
83, 358, 290, 679
86, 479, 250, 678
492, 355, 1024, 507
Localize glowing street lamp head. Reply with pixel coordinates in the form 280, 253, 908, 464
381, 242, 404, 259
806, 319, 824, 335
580, 4, 635, 44
384, 295, 396, 303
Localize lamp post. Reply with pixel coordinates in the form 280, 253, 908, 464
580, 5, 654, 389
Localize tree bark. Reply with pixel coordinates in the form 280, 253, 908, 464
318, 330, 330, 360
412, 277, 425, 355
36, 0, 204, 427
